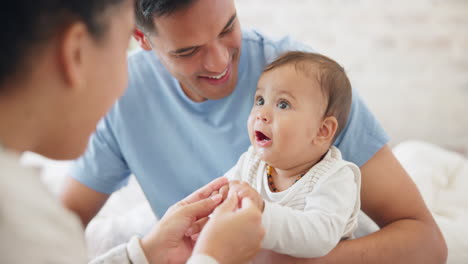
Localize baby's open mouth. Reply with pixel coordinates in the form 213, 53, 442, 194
255, 131, 271, 142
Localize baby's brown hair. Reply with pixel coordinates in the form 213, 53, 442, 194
264, 51, 352, 140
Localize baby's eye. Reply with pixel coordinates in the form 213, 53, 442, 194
277, 100, 290, 109
255, 96, 265, 106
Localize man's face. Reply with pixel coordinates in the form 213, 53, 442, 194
148, 0, 242, 102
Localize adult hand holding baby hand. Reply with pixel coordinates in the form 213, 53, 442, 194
229, 180, 265, 212
140, 177, 227, 264
193, 190, 266, 264
139, 177, 265, 264
184, 183, 231, 241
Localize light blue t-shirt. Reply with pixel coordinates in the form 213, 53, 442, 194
71, 29, 389, 216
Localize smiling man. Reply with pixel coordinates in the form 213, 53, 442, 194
145, 7, 241, 101
61, 0, 447, 263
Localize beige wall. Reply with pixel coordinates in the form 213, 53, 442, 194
236, 0, 468, 153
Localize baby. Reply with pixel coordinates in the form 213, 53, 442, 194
224, 51, 361, 260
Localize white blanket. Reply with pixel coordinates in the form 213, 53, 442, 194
394, 140, 468, 263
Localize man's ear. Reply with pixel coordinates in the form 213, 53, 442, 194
313, 116, 338, 146
133, 29, 153, 51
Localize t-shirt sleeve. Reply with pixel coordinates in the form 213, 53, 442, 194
69, 116, 131, 194
334, 89, 390, 167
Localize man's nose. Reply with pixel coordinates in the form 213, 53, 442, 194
203, 41, 229, 73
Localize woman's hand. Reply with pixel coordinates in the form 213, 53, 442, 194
193, 191, 265, 264
140, 176, 228, 264
229, 180, 265, 212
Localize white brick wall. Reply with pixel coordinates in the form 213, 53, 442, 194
236, 0, 468, 152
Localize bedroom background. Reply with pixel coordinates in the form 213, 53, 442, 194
21, 0, 467, 263
235, 0, 468, 152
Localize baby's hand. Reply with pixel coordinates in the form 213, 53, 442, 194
229, 181, 264, 212
210, 183, 230, 202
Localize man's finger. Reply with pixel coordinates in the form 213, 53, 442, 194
182, 177, 228, 205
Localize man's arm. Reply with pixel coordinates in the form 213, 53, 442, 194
301, 145, 447, 264
60, 176, 110, 227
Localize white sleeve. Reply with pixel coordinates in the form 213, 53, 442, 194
89, 236, 149, 264
186, 254, 219, 264
261, 166, 358, 258
223, 163, 242, 181
223, 148, 252, 181
89, 238, 221, 264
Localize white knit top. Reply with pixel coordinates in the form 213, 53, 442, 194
225, 146, 361, 258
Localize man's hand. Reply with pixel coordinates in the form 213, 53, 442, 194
229, 180, 265, 212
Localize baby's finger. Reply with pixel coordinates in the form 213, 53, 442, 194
240, 197, 255, 210
229, 182, 244, 192
213, 190, 239, 216
185, 217, 210, 237
219, 185, 229, 200
191, 233, 200, 242
237, 187, 250, 196
228, 181, 243, 190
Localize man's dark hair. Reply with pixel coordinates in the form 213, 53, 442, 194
264, 51, 353, 140
1, 0, 127, 89
135, 0, 196, 33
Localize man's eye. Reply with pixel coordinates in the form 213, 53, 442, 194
175, 48, 199, 58
255, 97, 264, 106
220, 22, 235, 36
277, 100, 290, 109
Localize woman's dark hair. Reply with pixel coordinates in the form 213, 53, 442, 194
1, 0, 127, 88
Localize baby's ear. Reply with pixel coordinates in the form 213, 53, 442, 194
313, 116, 338, 146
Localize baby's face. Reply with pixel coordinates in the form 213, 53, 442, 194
247, 64, 327, 169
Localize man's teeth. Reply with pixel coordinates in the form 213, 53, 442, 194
207, 68, 228, 79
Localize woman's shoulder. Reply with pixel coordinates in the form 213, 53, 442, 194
0, 149, 88, 263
